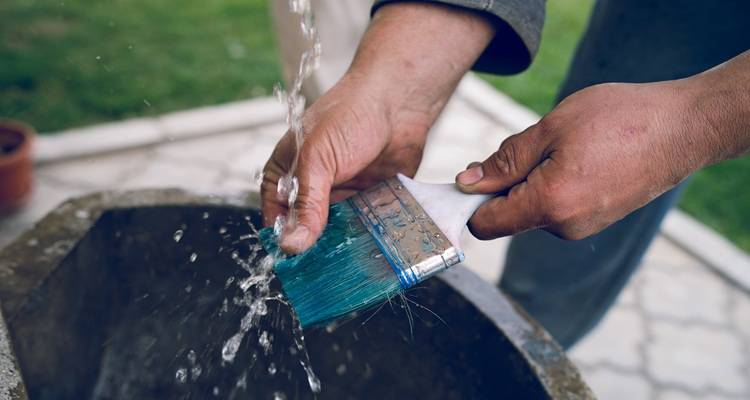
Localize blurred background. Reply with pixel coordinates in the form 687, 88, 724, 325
2, 2, 749, 400
2, 0, 746, 252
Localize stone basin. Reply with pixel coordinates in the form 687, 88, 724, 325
0, 190, 593, 400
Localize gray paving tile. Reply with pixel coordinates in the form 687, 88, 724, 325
580, 367, 652, 400
571, 306, 646, 370
647, 321, 747, 394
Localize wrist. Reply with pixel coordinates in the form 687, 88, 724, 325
681, 51, 750, 167
346, 2, 495, 129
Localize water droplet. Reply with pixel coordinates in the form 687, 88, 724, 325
273, 215, 285, 236
236, 373, 247, 389
190, 364, 202, 380
184, 285, 192, 293
222, 333, 244, 363
219, 226, 228, 234
189, 253, 198, 262
267, 362, 277, 375
173, 229, 184, 243
213, 387, 220, 396
258, 331, 272, 354
273, 391, 287, 400
202, 212, 210, 219
336, 363, 347, 375
175, 368, 187, 384
253, 169, 264, 186
187, 350, 197, 365
304, 365, 321, 393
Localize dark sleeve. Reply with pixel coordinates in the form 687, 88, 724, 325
371, 0, 546, 75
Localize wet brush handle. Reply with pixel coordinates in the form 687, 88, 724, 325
349, 177, 464, 288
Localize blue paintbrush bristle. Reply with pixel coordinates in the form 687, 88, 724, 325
259, 200, 402, 328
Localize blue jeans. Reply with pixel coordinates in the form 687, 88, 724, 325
500, 184, 685, 349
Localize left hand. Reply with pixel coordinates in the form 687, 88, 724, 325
455, 80, 707, 240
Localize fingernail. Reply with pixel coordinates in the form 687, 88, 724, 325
458, 165, 484, 185
280, 225, 311, 253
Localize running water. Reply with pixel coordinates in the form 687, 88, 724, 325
271, 0, 322, 234
195, 0, 323, 394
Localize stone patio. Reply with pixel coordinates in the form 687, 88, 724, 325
1, 75, 748, 400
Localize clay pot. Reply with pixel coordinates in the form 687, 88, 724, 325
0, 119, 34, 214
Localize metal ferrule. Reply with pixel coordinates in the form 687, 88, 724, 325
348, 178, 464, 289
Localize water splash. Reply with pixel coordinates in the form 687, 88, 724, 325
217, 218, 321, 394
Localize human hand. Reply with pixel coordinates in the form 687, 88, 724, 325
456, 81, 708, 240
261, 72, 432, 253
262, 3, 495, 253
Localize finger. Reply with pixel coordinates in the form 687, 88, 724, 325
261, 135, 294, 227
279, 139, 337, 254
467, 162, 551, 239
456, 124, 550, 194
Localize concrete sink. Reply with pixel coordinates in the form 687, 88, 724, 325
0, 190, 593, 399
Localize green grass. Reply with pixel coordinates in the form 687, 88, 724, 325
479, 0, 596, 115
1, 0, 747, 252
0, 0, 281, 133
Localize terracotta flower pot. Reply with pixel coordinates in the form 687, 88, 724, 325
0, 119, 34, 214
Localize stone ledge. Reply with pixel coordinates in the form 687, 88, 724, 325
34, 98, 285, 165
662, 210, 750, 293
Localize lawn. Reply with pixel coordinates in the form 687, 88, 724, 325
1, 0, 747, 252
0, 0, 280, 133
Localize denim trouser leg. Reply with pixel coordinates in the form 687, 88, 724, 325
500, 184, 686, 349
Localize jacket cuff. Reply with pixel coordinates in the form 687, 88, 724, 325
372, 0, 545, 74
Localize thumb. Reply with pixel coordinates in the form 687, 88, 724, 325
278, 141, 336, 254
456, 124, 549, 194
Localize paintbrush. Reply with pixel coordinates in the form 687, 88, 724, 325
260, 173, 492, 328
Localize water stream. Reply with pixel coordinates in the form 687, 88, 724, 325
215, 0, 323, 395
271, 0, 322, 234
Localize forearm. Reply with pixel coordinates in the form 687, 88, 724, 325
347, 3, 495, 123
685, 50, 750, 167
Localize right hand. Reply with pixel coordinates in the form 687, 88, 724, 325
261, 72, 432, 254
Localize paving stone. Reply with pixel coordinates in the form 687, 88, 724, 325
656, 389, 740, 400
430, 97, 503, 146
227, 141, 276, 179
121, 158, 223, 193
216, 174, 259, 194
731, 290, 750, 337
641, 261, 729, 325
155, 131, 251, 166
570, 306, 645, 370
579, 367, 652, 400
644, 236, 705, 270
647, 321, 747, 394
615, 284, 638, 307
460, 230, 508, 285
37, 148, 154, 189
